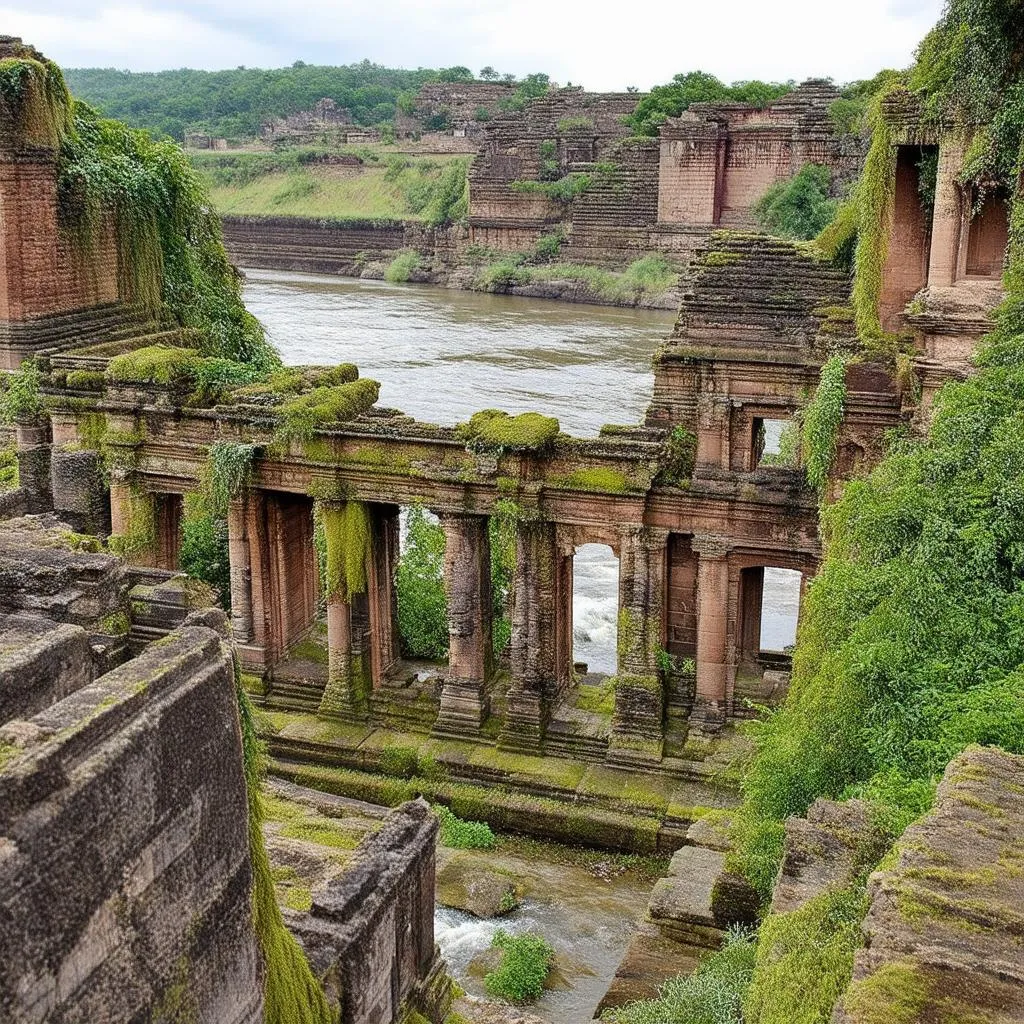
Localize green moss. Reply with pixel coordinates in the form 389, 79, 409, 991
66, 369, 106, 391
106, 345, 200, 386
276, 378, 380, 443
841, 958, 987, 1024
0, 741, 23, 770
281, 885, 313, 913
574, 678, 616, 715
317, 500, 371, 601
700, 250, 745, 267
552, 467, 630, 493
108, 487, 156, 559
233, 363, 358, 403
97, 610, 130, 635
744, 884, 868, 1024
459, 409, 560, 453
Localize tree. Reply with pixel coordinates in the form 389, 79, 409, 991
479, 66, 499, 81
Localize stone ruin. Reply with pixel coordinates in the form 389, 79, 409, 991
1, 35, 1022, 1023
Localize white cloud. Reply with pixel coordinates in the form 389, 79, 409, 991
1, 0, 945, 86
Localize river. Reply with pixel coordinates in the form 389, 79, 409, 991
242, 269, 801, 674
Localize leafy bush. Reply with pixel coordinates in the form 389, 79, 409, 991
484, 931, 554, 1003
754, 165, 837, 241
434, 804, 497, 849
0, 360, 44, 423
180, 493, 230, 607
396, 505, 448, 660
603, 928, 756, 1023
510, 172, 591, 202
474, 257, 531, 290
422, 159, 469, 226
385, 249, 421, 283
625, 71, 791, 136
533, 229, 565, 261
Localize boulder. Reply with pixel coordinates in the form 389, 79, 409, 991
436, 853, 520, 918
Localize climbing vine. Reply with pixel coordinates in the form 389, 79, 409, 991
801, 354, 849, 493
316, 499, 371, 602
207, 441, 258, 516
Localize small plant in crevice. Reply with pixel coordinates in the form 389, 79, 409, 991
484, 930, 555, 1004
433, 804, 497, 849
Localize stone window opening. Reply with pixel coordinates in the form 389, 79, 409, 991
751, 417, 799, 470
572, 542, 619, 680
738, 565, 802, 668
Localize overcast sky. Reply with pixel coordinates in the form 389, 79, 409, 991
3, 0, 945, 88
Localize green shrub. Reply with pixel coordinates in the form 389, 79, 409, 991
65, 369, 106, 391
474, 257, 531, 290
180, 493, 230, 608
0, 360, 44, 423
106, 345, 199, 386
275, 378, 380, 443
603, 928, 756, 1023
384, 249, 421, 283
533, 228, 565, 261
754, 165, 837, 241
509, 173, 591, 202
396, 505, 448, 660
422, 159, 469, 226
802, 355, 847, 492
484, 931, 554, 1003
434, 804, 497, 849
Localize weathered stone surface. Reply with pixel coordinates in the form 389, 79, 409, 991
772, 798, 876, 915
450, 995, 548, 1024
596, 922, 703, 1015
287, 798, 453, 1024
0, 612, 92, 724
648, 845, 727, 946
835, 745, 1024, 1024
0, 617, 263, 1024
436, 852, 520, 918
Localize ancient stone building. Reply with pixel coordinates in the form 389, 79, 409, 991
395, 81, 518, 140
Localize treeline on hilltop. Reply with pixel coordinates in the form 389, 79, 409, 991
62, 63, 509, 142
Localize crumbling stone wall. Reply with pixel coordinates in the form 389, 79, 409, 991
286, 798, 451, 1024
0, 38, 122, 368
0, 614, 264, 1024
395, 82, 517, 139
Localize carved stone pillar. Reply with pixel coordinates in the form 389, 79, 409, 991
434, 512, 493, 736
609, 525, 668, 765
693, 534, 731, 731
695, 396, 728, 473
499, 518, 558, 752
48, 409, 108, 534
368, 504, 401, 687
227, 498, 254, 644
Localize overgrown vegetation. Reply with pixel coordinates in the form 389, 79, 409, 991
603, 928, 756, 1024
0, 359, 44, 423
396, 505, 449, 660
56, 100, 277, 368
237, 673, 334, 1023
434, 804, 497, 849
472, 254, 677, 303
458, 409, 560, 453
65, 63, 521, 141
484, 931, 555, 1004
754, 165, 837, 241
802, 354, 848, 492
625, 71, 792, 136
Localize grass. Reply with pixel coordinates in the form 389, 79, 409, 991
198, 151, 466, 221
262, 794, 366, 850
602, 929, 756, 1023
472, 255, 677, 301
434, 804, 497, 849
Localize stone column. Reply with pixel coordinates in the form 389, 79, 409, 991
435, 512, 493, 736
695, 396, 728, 473
227, 498, 254, 644
693, 534, 731, 731
368, 505, 401, 687
318, 501, 371, 721
609, 525, 668, 765
499, 518, 558, 752
14, 418, 52, 514
927, 141, 967, 288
